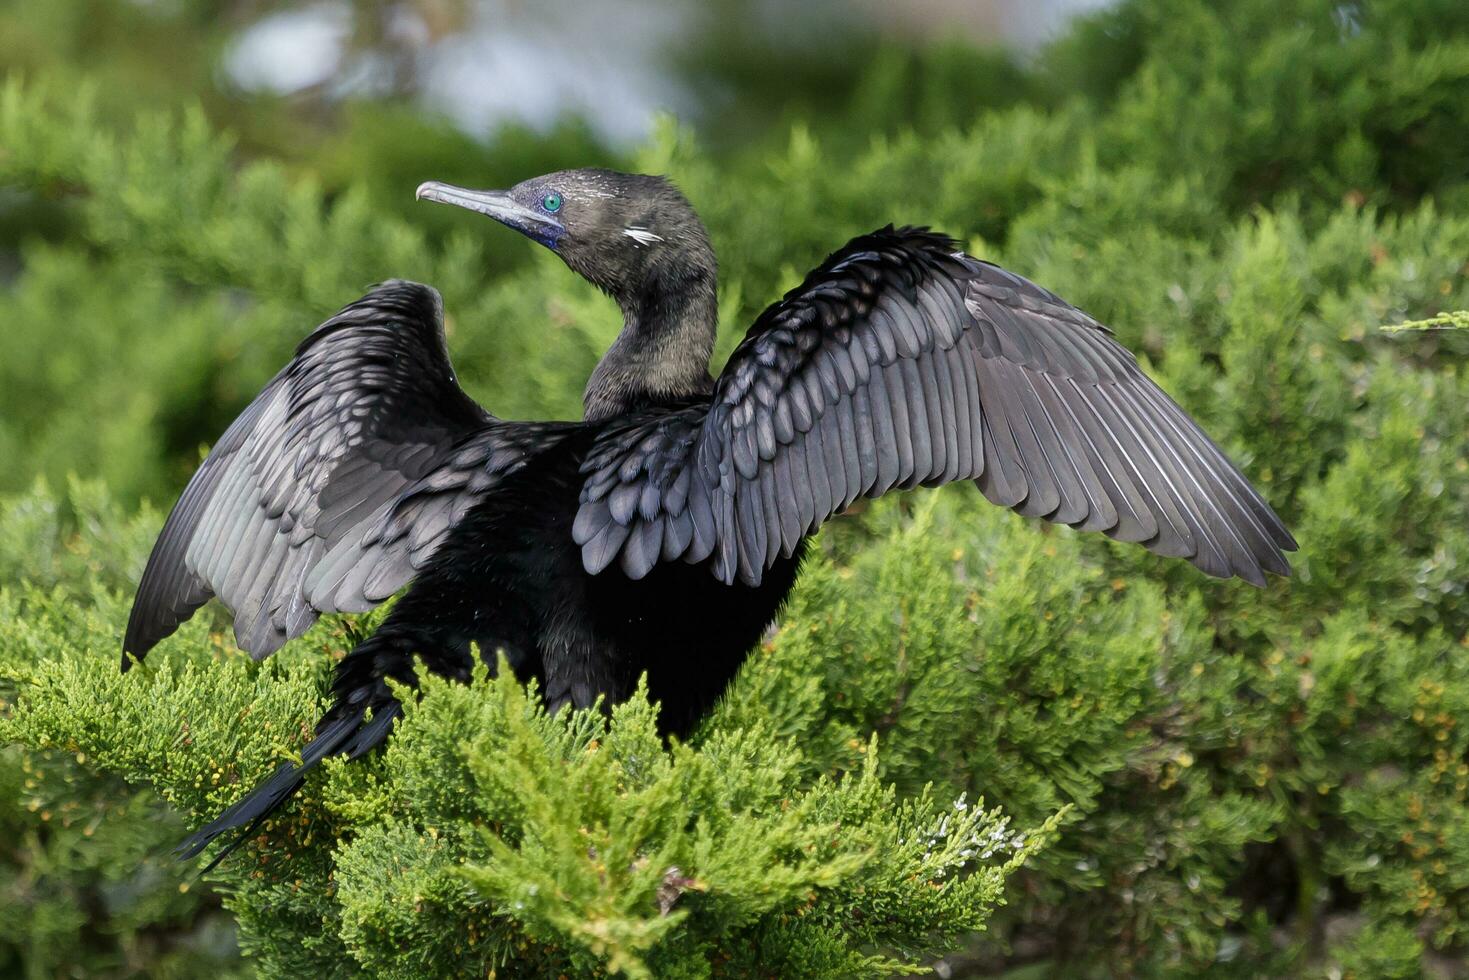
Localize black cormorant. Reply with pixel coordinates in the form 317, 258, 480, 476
122, 168, 1296, 865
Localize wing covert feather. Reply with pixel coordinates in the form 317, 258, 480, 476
124, 281, 570, 666
575, 226, 1295, 587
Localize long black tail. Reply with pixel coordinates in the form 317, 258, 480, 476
177, 620, 474, 872
177, 696, 400, 873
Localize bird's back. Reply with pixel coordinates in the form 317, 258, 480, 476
395, 413, 803, 735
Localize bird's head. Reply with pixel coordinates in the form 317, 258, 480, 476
415, 168, 715, 306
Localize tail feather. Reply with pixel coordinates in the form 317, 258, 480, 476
344, 703, 400, 758
178, 703, 399, 872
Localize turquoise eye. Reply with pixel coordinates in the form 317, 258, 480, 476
541, 191, 562, 213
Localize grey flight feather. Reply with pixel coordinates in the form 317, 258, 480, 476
123, 280, 571, 667
575, 226, 1296, 588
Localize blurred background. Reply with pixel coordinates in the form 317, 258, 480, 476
3, 0, 1147, 507
2, 0, 1468, 977
3, 0, 1465, 507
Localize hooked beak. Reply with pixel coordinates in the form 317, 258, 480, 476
415, 181, 564, 247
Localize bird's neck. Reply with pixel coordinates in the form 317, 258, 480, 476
584, 266, 718, 422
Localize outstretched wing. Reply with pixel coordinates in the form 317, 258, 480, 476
574, 227, 1296, 586
124, 280, 568, 666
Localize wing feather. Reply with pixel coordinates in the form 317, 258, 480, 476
574, 227, 1295, 587
124, 281, 572, 667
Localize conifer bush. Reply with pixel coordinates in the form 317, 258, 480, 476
3, 0, 1468, 975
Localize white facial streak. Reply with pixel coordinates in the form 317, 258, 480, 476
623, 227, 664, 247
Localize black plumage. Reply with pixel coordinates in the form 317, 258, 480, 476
122, 168, 1295, 867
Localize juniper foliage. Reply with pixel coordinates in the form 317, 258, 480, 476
2, 0, 1468, 975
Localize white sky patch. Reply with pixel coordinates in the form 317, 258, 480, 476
418, 0, 696, 146
224, 3, 352, 95
221, 0, 1117, 144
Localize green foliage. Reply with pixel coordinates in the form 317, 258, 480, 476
0, 481, 243, 979
2, 0, 1468, 976
0, 512, 1054, 977
1383, 310, 1469, 331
